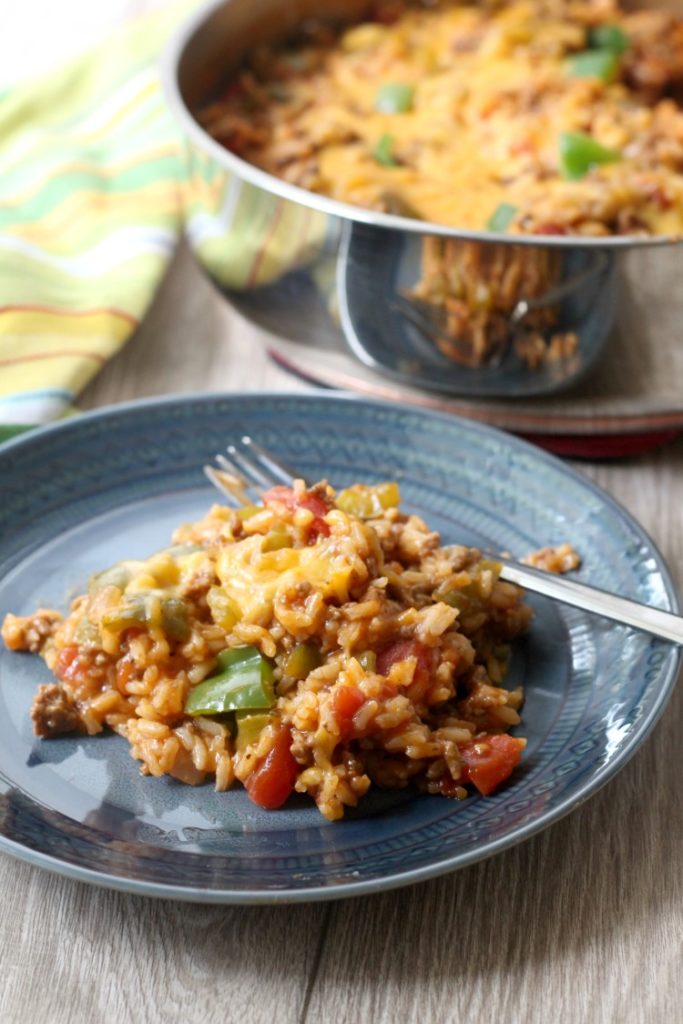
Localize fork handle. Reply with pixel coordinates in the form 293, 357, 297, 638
499, 560, 683, 644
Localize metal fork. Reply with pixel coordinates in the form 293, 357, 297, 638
203, 437, 683, 645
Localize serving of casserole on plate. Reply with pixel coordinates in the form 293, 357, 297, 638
0, 394, 678, 901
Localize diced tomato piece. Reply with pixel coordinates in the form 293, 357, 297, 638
458, 734, 526, 796
262, 485, 298, 509
300, 493, 330, 520
262, 486, 330, 539
376, 639, 432, 681
648, 186, 673, 210
332, 685, 366, 741
306, 518, 330, 541
436, 776, 464, 799
532, 222, 567, 236
379, 683, 399, 701
220, 76, 247, 101
262, 485, 329, 518
244, 724, 299, 809
54, 645, 90, 685
510, 139, 534, 157
373, 6, 401, 24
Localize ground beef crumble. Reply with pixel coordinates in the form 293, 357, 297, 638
30, 683, 83, 738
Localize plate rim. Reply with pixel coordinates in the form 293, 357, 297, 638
0, 389, 680, 903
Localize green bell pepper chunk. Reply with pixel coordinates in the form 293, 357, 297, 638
559, 131, 621, 180
101, 596, 148, 632
439, 589, 471, 611
375, 481, 400, 508
89, 562, 136, 594
185, 645, 276, 715
206, 586, 240, 631
486, 202, 518, 232
237, 506, 261, 521
567, 49, 619, 82
336, 482, 400, 518
374, 133, 398, 167
284, 642, 321, 680
101, 593, 191, 641
74, 618, 101, 645
161, 598, 192, 641
261, 528, 293, 552
358, 650, 377, 672
235, 711, 274, 753
375, 82, 415, 114
161, 543, 204, 558
588, 24, 629, 55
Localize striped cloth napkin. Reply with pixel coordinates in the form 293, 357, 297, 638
0, 4, 191, 441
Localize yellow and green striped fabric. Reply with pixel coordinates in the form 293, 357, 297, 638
0, 2, 337, 441
0, 3, 194, 440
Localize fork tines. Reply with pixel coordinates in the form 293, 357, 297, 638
203, 435, 302, 507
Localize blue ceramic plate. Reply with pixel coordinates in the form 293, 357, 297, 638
0, 393, 679, 903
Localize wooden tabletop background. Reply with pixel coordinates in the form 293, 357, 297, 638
3, 3, 683, 1022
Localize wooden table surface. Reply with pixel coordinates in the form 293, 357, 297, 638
2, 241, 682, 1024
2, 2, 683, 1020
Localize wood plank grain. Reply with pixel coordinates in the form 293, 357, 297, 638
0, 859, 329, 1024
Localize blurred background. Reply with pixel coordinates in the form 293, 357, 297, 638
2, 0, 170, 86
